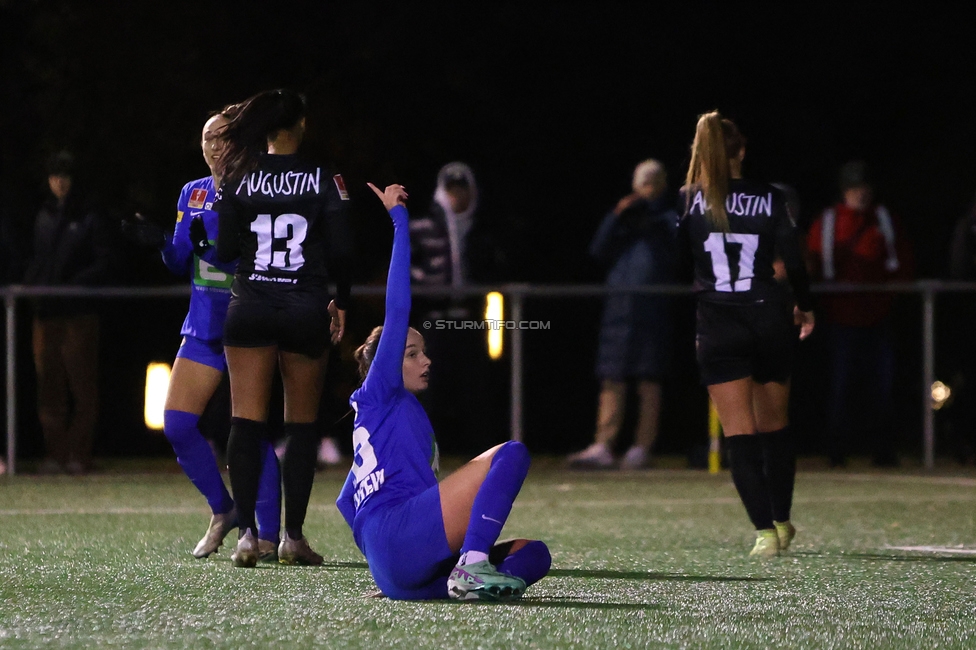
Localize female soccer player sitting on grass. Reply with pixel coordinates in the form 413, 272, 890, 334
336, 183, 550, 601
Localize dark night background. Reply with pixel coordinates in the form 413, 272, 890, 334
1, 2, 975, 462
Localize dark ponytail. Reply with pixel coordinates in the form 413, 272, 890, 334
216, 88, 306, 184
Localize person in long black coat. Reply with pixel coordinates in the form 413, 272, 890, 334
568, 160, 677, 469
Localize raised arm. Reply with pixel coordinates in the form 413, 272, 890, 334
358, 184, 411, 402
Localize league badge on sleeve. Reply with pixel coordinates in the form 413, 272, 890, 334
188, 188, 208, 209
333, 174, 350, 201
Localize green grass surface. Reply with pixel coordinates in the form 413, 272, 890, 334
3, 460, 976, 648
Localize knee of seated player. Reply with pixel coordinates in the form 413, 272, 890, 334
526, 540, 552, 574
493, 440, 531, 474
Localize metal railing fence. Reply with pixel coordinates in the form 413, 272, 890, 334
4, 280, 974, 475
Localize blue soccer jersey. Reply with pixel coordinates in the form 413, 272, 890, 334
336, 205, 440, 552
161, 177, 237, 342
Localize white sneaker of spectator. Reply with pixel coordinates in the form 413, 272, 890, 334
567, 442, 614, 469
317, 437, 342, 468
620, 445, 650, 470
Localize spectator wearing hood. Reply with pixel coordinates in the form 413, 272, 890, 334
409, 162, 506, 452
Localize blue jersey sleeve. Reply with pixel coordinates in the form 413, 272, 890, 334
358, 205, 411, 404
336, 470, 356, 529
161, 183, 195, 277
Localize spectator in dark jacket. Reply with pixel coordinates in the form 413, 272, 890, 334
568, 160, 677, 469
24, 151, 114, 474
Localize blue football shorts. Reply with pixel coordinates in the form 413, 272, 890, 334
359, 484, 457, 600
176, 336, 226, 372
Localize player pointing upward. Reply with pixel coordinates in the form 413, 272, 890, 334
336, 183, 550, 601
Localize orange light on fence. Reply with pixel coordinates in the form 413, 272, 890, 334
485, 292, 503, 360
144, 362, 171, 430
931, 380, 951, 410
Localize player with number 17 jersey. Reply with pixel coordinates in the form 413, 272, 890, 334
681, 178, 810, 309
680, 178, 813, 387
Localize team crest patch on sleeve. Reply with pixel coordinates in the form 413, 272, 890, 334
176, 210, 184, 223
333, 174, 350, 200
188, 188, 208, 209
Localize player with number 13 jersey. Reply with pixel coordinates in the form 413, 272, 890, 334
213, 89, 353, 567
216, 152, 353, 341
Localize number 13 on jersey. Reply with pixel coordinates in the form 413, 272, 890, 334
250, 213, 308, 271
704, 232, 759, 292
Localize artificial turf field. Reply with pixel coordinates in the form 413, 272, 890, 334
2, 459, 976, 648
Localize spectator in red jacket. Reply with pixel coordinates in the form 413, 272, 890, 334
806, 161, 913, 467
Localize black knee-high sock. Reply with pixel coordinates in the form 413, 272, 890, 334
227, 417, 269, 537
759, 427, 796, 523
726, 434, 774, 530
282, 422, 319, 540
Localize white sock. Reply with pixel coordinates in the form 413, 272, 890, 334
459, 550, 488, 566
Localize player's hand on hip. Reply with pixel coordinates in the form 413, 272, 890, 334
367, 182, 408, 212
328, 300, 346, 344
794, 307, 815, 340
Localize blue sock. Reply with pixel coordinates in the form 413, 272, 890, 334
459, 441, 531, 559
496, 541, 551, 588
255, 439, 281, 544
163, 410, 234, 515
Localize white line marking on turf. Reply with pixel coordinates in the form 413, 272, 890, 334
0, 507, 205, 516
885, 545, 976, 555
516, 494, 976, 508
0, 504, 346, 517
5, 493, 976, 517
821, 474, 976, 487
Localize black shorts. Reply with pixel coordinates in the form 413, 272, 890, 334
695, 299, 795, 386
223, 281, 331, 358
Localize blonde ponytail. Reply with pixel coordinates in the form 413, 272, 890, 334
685, 111, 744, 232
